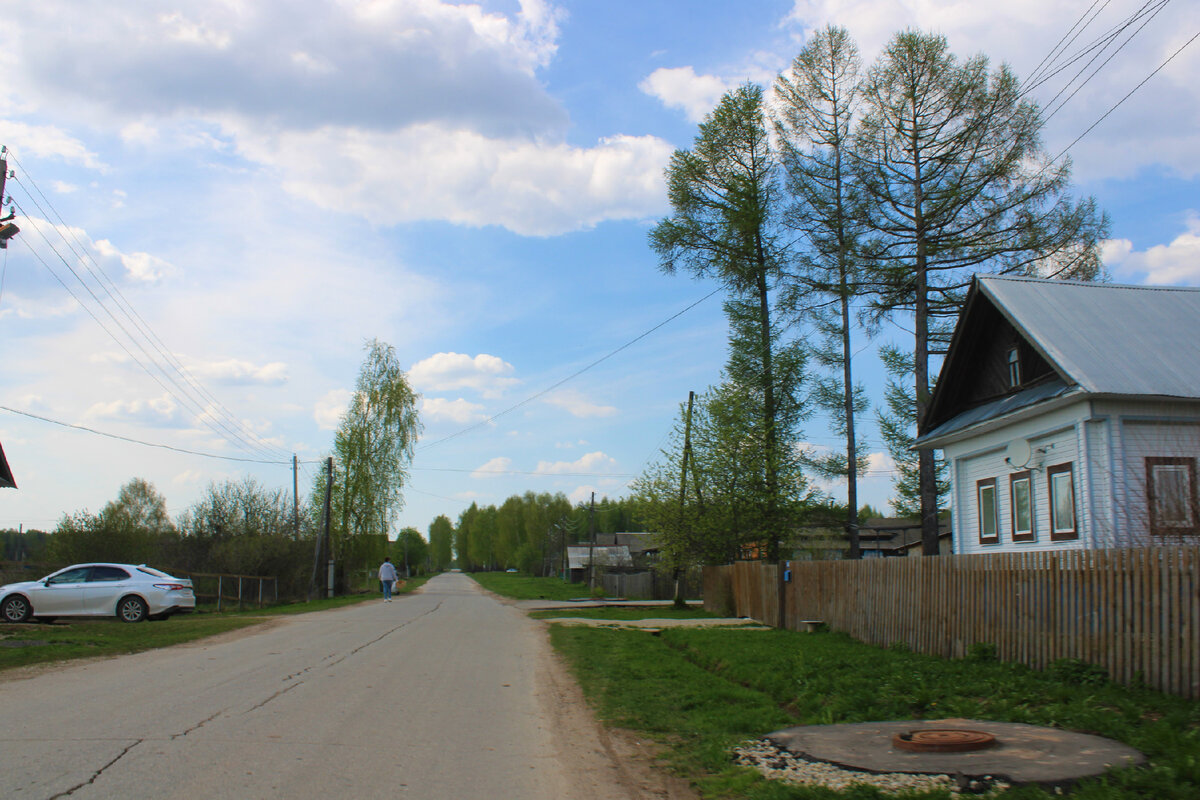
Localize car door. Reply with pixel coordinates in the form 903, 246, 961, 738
83, 566, 133, 616
27, 566, 90, 615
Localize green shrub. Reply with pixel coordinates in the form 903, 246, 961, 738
1048, 657, 1109, 686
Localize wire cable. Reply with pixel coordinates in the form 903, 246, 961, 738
416, 288, 723, 452
0, 404, 290, 464
7, 206, 285, 461
1052, 26, 1198, 162
6, 155, 291, 461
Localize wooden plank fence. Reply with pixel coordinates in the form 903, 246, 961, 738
703, 546, 1200, 699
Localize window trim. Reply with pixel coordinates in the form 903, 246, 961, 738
1146, 456, 1199, 536
1010, 470, 1035, 542
1007, 347, 1021, 388
977, 477, 999, 545
1047, 462, 1078, 541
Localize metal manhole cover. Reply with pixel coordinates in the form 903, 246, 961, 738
892, 729, 996, 753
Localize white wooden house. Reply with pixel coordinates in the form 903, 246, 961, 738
916, 276, 1200, 554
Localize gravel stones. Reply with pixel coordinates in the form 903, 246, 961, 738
733, 738, 1012, 796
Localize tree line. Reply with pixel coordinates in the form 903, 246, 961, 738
453, 494, 645, 575
635, 26, 1106, 569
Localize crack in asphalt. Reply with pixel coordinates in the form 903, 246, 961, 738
322, 600, 444, 669
242, 681, 301, 713
171, 706, 230, 740
49, 739, 142, 799
42, 599, 450, 796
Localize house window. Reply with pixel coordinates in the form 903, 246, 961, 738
1007, 347, 1021, 388
1146, 457, 1199, 536
1048, 463, 1078, 540
977, 478, 999, 545
1010, 471, 1034, 542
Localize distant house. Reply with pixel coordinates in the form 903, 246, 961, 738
916, 276, 1200, 554
858, 518, 953, 557
565, 545, 633, 583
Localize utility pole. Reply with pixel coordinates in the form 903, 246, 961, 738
675, 391, 695, 604
587, 492, 597, 592
323, 457, 334, 598
293, 454, 300, 539
0, 147, 21, 248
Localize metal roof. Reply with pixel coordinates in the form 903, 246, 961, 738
979, 276, 1200, 399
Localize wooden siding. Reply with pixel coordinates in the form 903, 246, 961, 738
704, 547, 1200, 699
954, 426, 1081, 554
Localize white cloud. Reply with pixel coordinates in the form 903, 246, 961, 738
93, 239, 179, 283
313, 389, 351, 431
781, 1, 1200, 181
535, 451, 618, 475
409, 352, 519, 398
543, 389, 617, 419
83, 394, 179, 427
230, 125, 671, 236
639, 66, 732, 122
0, 121, 105, 169
188, 358, 289, 386
422, 397, 487, 425
0, 293, 78, 321
1103, 214, 1200, 286
0, 2, 673, 236
472, 456, 512, 479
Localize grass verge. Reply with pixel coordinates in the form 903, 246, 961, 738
548, 624, 1200, 799
470, 571, 599, 601
529, 607, 718, 621
0, 577, 431, 672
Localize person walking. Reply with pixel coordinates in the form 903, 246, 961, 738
379, 557, 399, 602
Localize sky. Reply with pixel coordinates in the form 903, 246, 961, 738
0, 0, 1197, 538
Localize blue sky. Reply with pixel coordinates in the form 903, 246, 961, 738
0, 1, 1197, 536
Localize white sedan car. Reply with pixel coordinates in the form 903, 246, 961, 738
0, 563, 195, 623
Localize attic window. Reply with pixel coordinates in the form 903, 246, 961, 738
1007, 347, 1021, 388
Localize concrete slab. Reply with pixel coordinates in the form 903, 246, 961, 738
767, 718, 1145, 787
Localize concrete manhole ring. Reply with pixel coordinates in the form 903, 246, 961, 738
766, 717, 1146, 786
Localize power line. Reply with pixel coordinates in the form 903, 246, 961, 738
4, 155, 291, 462
1053, 26, 1199, 163
1040, 0, 1171, 124
0, 404, 290, 464
6, 207, 286, 462
417, 288, 723, 452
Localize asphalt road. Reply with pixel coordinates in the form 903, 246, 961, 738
0, 572, 660, 799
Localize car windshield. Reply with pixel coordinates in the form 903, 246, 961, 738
136, 566, 171, 578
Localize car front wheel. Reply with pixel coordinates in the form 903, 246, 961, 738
2, 595, 32, 623
117, 596, 148, 623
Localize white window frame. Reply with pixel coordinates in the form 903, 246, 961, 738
978, 477, 999, 545
1010, 470, 1034, 542
1048, 462, 1077, 541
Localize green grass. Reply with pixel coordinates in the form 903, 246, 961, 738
547, 625, 1200, 799
470, 571, 599, 601
0, 579, 432, 672
0, 615, 265, 670
529, 607, 717, 621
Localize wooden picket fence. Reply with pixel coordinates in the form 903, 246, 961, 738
703, 546, 1200, 699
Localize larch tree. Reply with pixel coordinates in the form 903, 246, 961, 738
854, 30, 1107, 553
649, 83, 806, 561
774, 24, 871, 558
